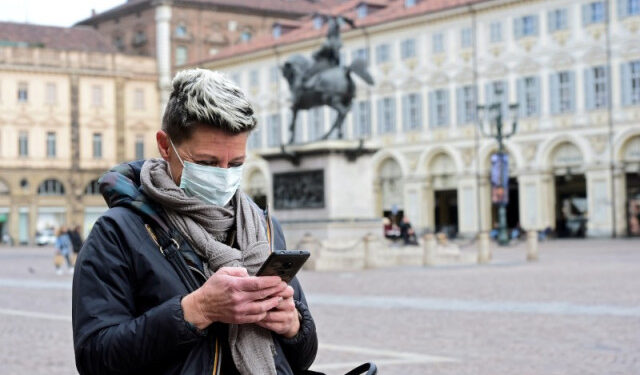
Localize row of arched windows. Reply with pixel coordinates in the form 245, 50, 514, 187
0, 178, 101, 196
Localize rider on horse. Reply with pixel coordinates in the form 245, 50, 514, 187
303, 16, 344, 88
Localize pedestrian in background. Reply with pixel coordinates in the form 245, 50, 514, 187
67, 225, 84, 265
54, 226, 73, 275
399, 216, 418, 246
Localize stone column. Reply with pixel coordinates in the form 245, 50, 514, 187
518, 172, 542, 231
613, 167, 627, 237
457, 175, 479, 235
155, 2, 172, 109
585, 167, 613, 237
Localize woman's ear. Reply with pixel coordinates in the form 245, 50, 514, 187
156, 130, 171, 161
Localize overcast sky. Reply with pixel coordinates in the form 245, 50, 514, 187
0, 0, 124, 27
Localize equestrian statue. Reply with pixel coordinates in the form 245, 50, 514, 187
282, 16, 374, 144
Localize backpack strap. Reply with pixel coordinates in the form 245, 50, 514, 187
138, 209, 202, 293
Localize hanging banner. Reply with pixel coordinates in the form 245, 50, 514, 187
491, 153, 509, 204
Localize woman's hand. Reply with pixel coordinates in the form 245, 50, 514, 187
256, 285, 300, 338
181, 267, 287, 330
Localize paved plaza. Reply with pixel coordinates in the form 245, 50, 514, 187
0, 238, 638, 375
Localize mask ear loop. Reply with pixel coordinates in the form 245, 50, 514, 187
169, 139, 185, 166
167, 139, 185, 182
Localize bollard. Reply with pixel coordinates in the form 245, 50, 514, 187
423, 233, 437, 266
363, 233, 377, 269
526, 230, 539, 261
478, 231, 491, 264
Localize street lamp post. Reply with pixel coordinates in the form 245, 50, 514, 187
477, 88, 519, 246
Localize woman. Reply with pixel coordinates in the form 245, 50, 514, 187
72, 69, 317, 375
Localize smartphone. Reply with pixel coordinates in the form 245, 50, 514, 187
255, 250, 310, 283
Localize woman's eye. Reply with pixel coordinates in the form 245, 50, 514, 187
197, 161, 216, 166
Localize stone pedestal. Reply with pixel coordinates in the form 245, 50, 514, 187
262, 140, 381, 251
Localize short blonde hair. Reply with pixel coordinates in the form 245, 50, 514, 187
162, 69, 257, 144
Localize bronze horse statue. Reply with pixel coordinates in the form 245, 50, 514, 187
282, 55, 374, 144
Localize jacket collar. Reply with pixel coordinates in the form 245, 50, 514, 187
98, 160, 170, 232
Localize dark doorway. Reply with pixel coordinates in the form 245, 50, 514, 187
555, 174, 587, 238
490, 177, 520, 240
626, 173, 640, 237
434, 189, 458, 238
252, 194, 267, 210
491, 177, 520, 228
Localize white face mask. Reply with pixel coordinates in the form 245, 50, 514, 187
170, 139, 244, 207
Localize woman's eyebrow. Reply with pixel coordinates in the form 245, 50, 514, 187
192, 154, 219, 161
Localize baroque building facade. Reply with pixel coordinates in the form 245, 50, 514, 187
198, 0, 640, 238
0, 22, 159, 244
76, 0, 340, 106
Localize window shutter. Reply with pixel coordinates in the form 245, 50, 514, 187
605, 65, 611, 107
517, 78, 526, 117
621, 62, 632, 106
443, 90, 450, 126
585, 68, 595, 110
352, 102, 360, 137
429, 92, 436, 128
390, 97, 397, 133
618, 0, 628, 19
548, 10, 557, 32
534, 76, 541, 116
514, 17, 523, 39
415, 94, 423, 130
365, 101, 371, 136
471, 85, 478, 121
377, 98, 384, 134
402, 95, 409, 131
568, 71, 576, 112
582, 4, 591, 26
485, 83, 493, 107
532, 15, 540, 35
456, 87, 464, 125
501, 80, 510, 117
550, 73, 559, 114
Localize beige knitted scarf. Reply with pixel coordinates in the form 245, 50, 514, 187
140, 158, 276, 375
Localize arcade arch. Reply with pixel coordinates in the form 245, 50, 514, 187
425, 152, 458, 237
548, 142, 587, 238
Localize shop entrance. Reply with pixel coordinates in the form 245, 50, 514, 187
626, 173, 640, 237
434, 189, 458, 238
554, 174, 588, 238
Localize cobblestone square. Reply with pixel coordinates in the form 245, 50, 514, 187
0, 239, 639, 374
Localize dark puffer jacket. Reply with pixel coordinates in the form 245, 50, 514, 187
72, 160, 318, 375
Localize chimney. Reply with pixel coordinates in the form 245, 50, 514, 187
91, 9, 96, 17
